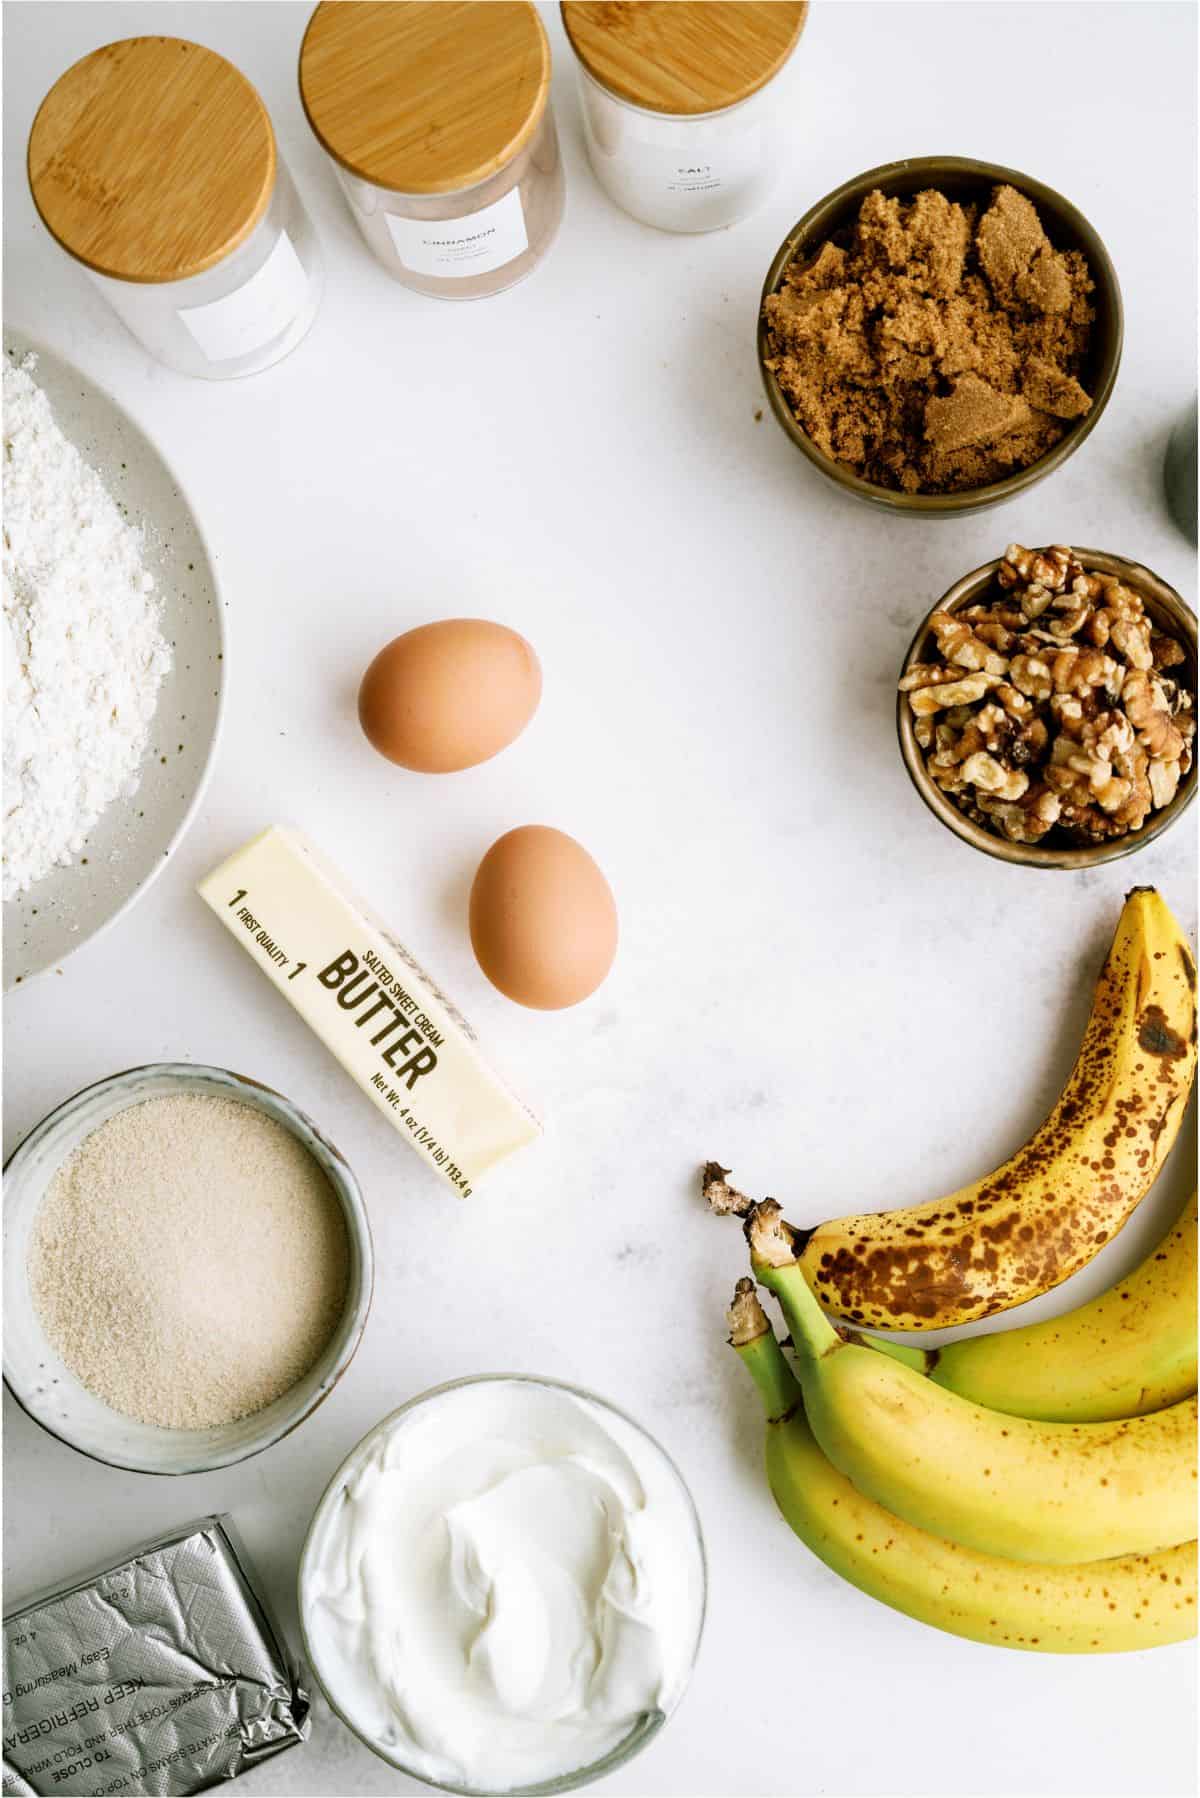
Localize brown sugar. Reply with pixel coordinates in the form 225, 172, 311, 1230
763, 185, 1095, 494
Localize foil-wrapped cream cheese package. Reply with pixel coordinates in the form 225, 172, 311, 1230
2, 1517, 307, 1796
199, 827, 540, 1195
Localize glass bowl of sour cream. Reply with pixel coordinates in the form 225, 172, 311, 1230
298, 1375, 707, 1795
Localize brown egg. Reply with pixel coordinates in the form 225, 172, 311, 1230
358, 619, 541, 773
469, 826, 618, 1010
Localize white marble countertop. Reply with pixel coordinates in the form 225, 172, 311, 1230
4, 4, 1197, 1794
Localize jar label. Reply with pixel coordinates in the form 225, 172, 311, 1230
632, 131, 763, 200
385, 188, 528, 279
177, 232, 309, 361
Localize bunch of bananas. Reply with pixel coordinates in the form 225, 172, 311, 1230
723, 887, 1199, 1653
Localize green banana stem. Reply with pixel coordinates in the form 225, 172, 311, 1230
843, 1329, 934, 1374
727, 1278, 801, 1422
746, 1201, 841, 1361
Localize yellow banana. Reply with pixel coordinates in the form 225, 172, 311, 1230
753, 887, 1196, 1330
864, 1192, 1197, 1421
729, 1280, 1197, 1654
750, 1202, 1198, 1564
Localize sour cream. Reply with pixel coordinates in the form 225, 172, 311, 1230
301, 1379, 705, 1792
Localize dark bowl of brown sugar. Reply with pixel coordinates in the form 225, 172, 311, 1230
758, 157, 1123, 516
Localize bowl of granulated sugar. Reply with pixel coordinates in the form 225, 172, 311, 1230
3, 1064, 373, 1474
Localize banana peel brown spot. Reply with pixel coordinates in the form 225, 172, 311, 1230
980, 1212, 1020, 1244
1138, 1004, 1188, 1060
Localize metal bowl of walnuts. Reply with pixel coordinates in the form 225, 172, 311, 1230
897, 546, 1196, 869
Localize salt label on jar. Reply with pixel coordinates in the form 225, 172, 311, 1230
638, 131, 763, 199
384, 188, 529, 280
178, 231, 310, 360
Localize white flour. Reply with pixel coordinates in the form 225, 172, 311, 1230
3, 356, 171, 900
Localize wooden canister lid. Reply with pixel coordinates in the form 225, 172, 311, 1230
561, 1, 808, 116
28, 38, 277, 285
299, 2, 551, 197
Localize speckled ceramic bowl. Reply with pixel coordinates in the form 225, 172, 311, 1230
3, 1064, 373, 1475
758, 157, 1123, 516
897, 550, 1197, 868
3, 334, 226, 989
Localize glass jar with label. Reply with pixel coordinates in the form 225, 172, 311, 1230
299, 1, 563, 301
561, 1, 808, 234
28, 39, 323, 380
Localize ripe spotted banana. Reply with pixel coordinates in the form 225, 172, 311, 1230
717, 886, 1195, 1331
749, 1202, 1198, 1564
865, 1192, 1198, 1421
729, 1280, 1197, 1654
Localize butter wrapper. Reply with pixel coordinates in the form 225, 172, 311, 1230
198, 826, 540, 1196
2, 1516, 307, 1796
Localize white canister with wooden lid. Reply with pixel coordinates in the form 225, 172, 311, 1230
299, 1, 563, 300
561, 1, 808, 233
28, 38, 323, 380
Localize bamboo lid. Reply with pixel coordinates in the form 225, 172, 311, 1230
300, 2, 551, 197
561, 1, 808, 116
28, 38, 277, 285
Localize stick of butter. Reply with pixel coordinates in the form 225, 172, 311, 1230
198, 827, 540, 1195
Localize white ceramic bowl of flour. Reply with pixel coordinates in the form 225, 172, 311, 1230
3, 1063, 374, 1475
2, 335, 225, 989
